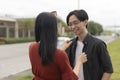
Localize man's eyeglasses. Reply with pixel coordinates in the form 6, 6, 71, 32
68, 20, 81, 27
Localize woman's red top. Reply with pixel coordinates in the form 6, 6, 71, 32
29, 42, 78, 80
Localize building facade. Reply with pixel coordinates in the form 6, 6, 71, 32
0, 17, 66, 39
0, 18, 18, 39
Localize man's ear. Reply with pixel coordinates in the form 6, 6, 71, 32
84, 20, 88, 25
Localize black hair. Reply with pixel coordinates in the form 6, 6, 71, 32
35, 12, 57, 65
66, 9, 89, 27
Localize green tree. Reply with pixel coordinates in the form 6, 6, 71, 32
87, 21, 96, 35
17, 18, 35, 37
87, 21, 103, 35
94, 22, 103, 35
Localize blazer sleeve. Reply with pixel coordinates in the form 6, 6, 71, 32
55, 50, 78, 80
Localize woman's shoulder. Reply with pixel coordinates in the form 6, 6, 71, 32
56, 49, 66, 55
55, 49, 68, 59
29, 42, 39, 50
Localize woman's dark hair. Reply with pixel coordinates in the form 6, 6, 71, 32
66, 9, 89, 27
35, 12, 57, 65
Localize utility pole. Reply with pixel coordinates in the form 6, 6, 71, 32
78, 0, 80, 9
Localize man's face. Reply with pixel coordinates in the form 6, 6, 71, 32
68, 15, 87, 35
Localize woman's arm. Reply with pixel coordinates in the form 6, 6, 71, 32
60, 40, 72, 50
60, 41, 87, 77
73, 53, 87, 76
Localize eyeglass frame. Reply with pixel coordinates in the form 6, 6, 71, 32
68, 20, 82, 27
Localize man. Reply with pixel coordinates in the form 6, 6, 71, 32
65, 9, 113, 80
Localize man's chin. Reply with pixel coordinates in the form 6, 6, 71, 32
74, 33, 79, 35
74, 32, 79, 35
72, 31, 80, 35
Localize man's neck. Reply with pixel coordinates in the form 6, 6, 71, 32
78, 31, 88, 42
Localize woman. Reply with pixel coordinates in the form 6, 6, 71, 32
29, 12, 87, 80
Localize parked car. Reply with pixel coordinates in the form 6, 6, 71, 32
57, 37, 71, 48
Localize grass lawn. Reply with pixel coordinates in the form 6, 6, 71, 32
16, 75, 33, 80
107, 38, 120, 80
16, 38, 120, 80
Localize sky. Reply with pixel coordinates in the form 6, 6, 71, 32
0, 0, 120, 27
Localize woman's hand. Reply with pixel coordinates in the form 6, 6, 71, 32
73, 52, 87, 76
60, 40, 72, 50
77, 52, 87, 64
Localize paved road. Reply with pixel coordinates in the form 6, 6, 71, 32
0, 35, 115, 79
95, 35, 115, 43
0, 42, 31, 79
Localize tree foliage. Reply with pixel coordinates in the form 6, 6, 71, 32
17, 18, 35, 30
58, 18, 67, 27
87, 21, 103, 35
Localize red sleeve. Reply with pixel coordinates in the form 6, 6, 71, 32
29, 42, 39, 71
55, 50, 78, 80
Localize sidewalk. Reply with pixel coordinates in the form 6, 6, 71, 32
0, 69, 33, 80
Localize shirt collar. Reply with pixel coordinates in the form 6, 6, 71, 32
75, 33, 91, 45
